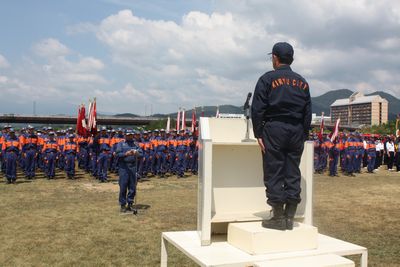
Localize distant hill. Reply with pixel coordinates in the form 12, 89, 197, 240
311, 89, 353, 115
165, 105, 243, 118
112, 90, 400, 121
310, 89, 400, 120
366, 91, 400, 120
113, 113, 139, 118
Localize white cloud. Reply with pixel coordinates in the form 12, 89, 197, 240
0, 54, 10, 68
94, 9, 269, 111
0, 39, 107, 114
3, 1, 400, 115
91, 3, 400, 112
33, 38, 71, 58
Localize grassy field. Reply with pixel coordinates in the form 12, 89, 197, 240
0, 167, 399, 267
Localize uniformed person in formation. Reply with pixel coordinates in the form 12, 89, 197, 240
251, 42, 312, 230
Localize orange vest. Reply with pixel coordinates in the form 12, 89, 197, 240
64, 142, 78, 153
3, 139, 20, 150
24, 137, 38, 145
42, 142, 58, 152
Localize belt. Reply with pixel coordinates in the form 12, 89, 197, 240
266, 116, 302, 125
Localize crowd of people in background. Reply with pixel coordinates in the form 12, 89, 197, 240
0, 125, 199, 184
3, 123, 400, 184
312, 132, 400, 176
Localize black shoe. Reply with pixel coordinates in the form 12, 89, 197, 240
6, 180, 11, 184
120, 205, 127, 213
284, 203, 298, 230
126, 204, 133, 212
262, 204, 286, 230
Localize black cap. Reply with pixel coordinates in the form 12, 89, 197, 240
269, 42, 294, 61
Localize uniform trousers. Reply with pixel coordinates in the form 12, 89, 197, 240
118, 164, 137, 206
262, 120, 304, 206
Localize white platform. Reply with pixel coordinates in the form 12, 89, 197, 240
254, 254, 355, 267
161, 231, 367, 267
228, 222, 318, 255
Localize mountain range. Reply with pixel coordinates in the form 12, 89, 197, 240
115, 89, 400, 120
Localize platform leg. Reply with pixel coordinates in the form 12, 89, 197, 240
161, 236, 168, 267
360, 250, 368, 267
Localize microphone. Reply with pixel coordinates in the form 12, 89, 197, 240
243, 92, 252, 110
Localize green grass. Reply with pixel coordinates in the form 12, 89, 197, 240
0, 167, 399, 266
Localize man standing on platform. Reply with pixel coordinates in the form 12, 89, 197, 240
251, 42, 312, 230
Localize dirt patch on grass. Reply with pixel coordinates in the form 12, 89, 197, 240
80, 182, 120, 192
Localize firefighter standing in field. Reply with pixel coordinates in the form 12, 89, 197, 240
42, 132, 59, 179
116, 130, 143, 213
64, 134, 79, 179
2, 128, 20, 183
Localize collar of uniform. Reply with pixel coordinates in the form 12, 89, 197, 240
276, 64, 292, 71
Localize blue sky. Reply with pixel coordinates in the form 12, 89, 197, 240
0, 0, 399, 115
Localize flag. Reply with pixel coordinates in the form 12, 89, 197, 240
166, 116, 170, 133
216, 106, 220, 118
88, 98, 97, 135
331, 118, 340, 142
181, 108, 186, 130
191, 108, 196, 133
76, 104, 88, 137
318, 112, 324, 140
176, 108, 181, 131
76, 105, 83, 134
80, 105, 87, 137
87, 101, 93, 129
201, 106, 204, 117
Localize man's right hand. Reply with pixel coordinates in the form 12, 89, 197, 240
257, 138, 265, 154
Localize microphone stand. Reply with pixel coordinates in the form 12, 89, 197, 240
242, 103, 256, 142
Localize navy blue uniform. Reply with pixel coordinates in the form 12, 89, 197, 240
116, 140, 143, 206
251, 65, 311, 206
23, 133, 39, 179
2, 136, 20, 182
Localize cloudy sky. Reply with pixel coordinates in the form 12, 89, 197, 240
1, 0, 399, 115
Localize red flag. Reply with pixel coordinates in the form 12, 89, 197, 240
76, 104, 87, 136
176, 108, 181, 131
80, 105, 88, 137
76, 105, 82, 133
191, 108, 196, 133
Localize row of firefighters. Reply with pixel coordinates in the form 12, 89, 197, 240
0, 125, 199, 183
313, 132, 400, 176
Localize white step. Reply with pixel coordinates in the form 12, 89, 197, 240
227, 222, 318, 255
254, 254, 354, 267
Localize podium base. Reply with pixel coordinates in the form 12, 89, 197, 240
228, 222, 318, 255
254, 254, 355, 267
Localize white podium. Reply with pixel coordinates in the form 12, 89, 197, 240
197, 117, 314, 245
160, 118, 367, 267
